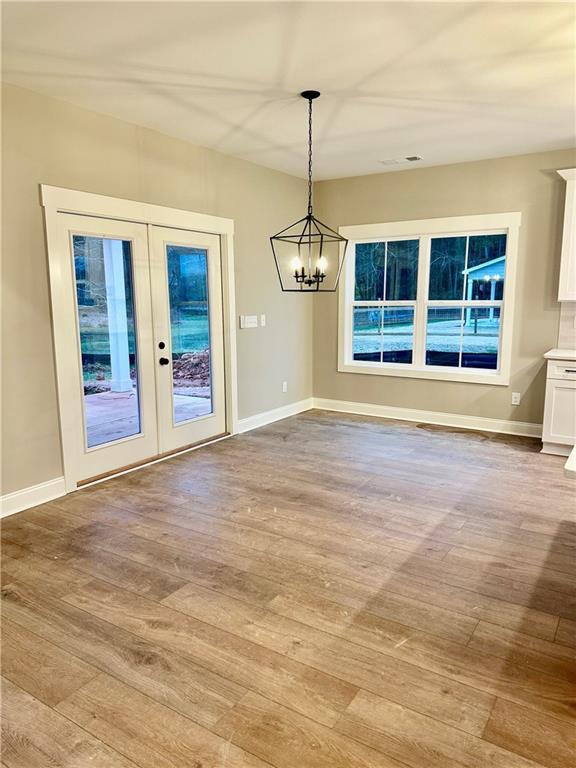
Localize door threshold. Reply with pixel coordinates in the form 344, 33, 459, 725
76, 432, 231, 489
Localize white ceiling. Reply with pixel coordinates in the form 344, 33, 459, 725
2, 1, 575, 179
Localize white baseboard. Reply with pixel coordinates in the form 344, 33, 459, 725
564, 446, 576, 479
237, 398, 314, 434
541, 441, 573, 457
1, 476, 66, 519
312, 398, 543, 438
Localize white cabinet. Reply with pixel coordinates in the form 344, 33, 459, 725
557, 169, 576, 301
542, 351, 576, 456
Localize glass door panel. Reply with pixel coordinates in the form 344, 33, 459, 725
72, 235, 141, 448
166, 245, 213, 424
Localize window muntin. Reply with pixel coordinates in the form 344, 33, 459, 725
340, 216, 518, 384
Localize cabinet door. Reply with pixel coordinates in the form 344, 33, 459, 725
543, 378, 576, 445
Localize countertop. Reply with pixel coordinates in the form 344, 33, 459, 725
544, 348, 576, 361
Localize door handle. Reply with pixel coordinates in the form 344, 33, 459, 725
159, 357, 170, 366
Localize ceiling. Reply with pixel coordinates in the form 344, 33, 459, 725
2, 1, 575, 180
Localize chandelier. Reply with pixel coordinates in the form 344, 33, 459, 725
271, 90, 348, 292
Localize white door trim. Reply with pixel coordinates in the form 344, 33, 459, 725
42, 185, 238, 491
41, 185, 234, 235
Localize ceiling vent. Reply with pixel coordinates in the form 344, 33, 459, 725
379, 156, 423, 166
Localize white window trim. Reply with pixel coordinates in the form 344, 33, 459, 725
338, 212, 521, 386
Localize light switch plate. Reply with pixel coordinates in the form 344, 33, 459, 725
260, 314, 266, 327
240, 315, 258, 329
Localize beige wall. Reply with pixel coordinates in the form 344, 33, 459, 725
1, 84, 312, 495
314, 149, 576, 424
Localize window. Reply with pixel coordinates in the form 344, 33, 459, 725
339, 213, 521, 385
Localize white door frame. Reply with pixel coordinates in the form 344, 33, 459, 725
42, 185, 238, 492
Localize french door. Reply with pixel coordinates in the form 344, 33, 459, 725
149, 226, 225, 453
51, 213, 226, 487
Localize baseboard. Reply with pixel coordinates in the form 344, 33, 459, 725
312, 398, 543, 438
564, 446, 576, 478
237, 398, 315, 434
239, 396, 543, 438
1, 476, 66, 519
541, 441, 573, 457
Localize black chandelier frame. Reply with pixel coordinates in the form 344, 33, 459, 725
270, 90, 348, 293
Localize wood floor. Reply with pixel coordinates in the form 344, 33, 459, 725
2, 410, 575, 768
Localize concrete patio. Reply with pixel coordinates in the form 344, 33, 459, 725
84, 389, 211, 447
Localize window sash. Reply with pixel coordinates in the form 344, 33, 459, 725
351, 301, 504, 369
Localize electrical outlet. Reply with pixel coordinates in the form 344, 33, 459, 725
282, 381, 288, 393
511, 392, 521, 406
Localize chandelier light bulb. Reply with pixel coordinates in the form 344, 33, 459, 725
291, 256, 303, 272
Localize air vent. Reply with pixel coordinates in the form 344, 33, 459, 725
379, 156, 423, 166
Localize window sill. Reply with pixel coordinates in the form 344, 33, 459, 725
338, 360, 509, 386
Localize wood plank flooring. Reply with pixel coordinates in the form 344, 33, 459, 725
2, 410, 576, 767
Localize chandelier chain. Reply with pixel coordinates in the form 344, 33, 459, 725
307, 96, 313, 215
